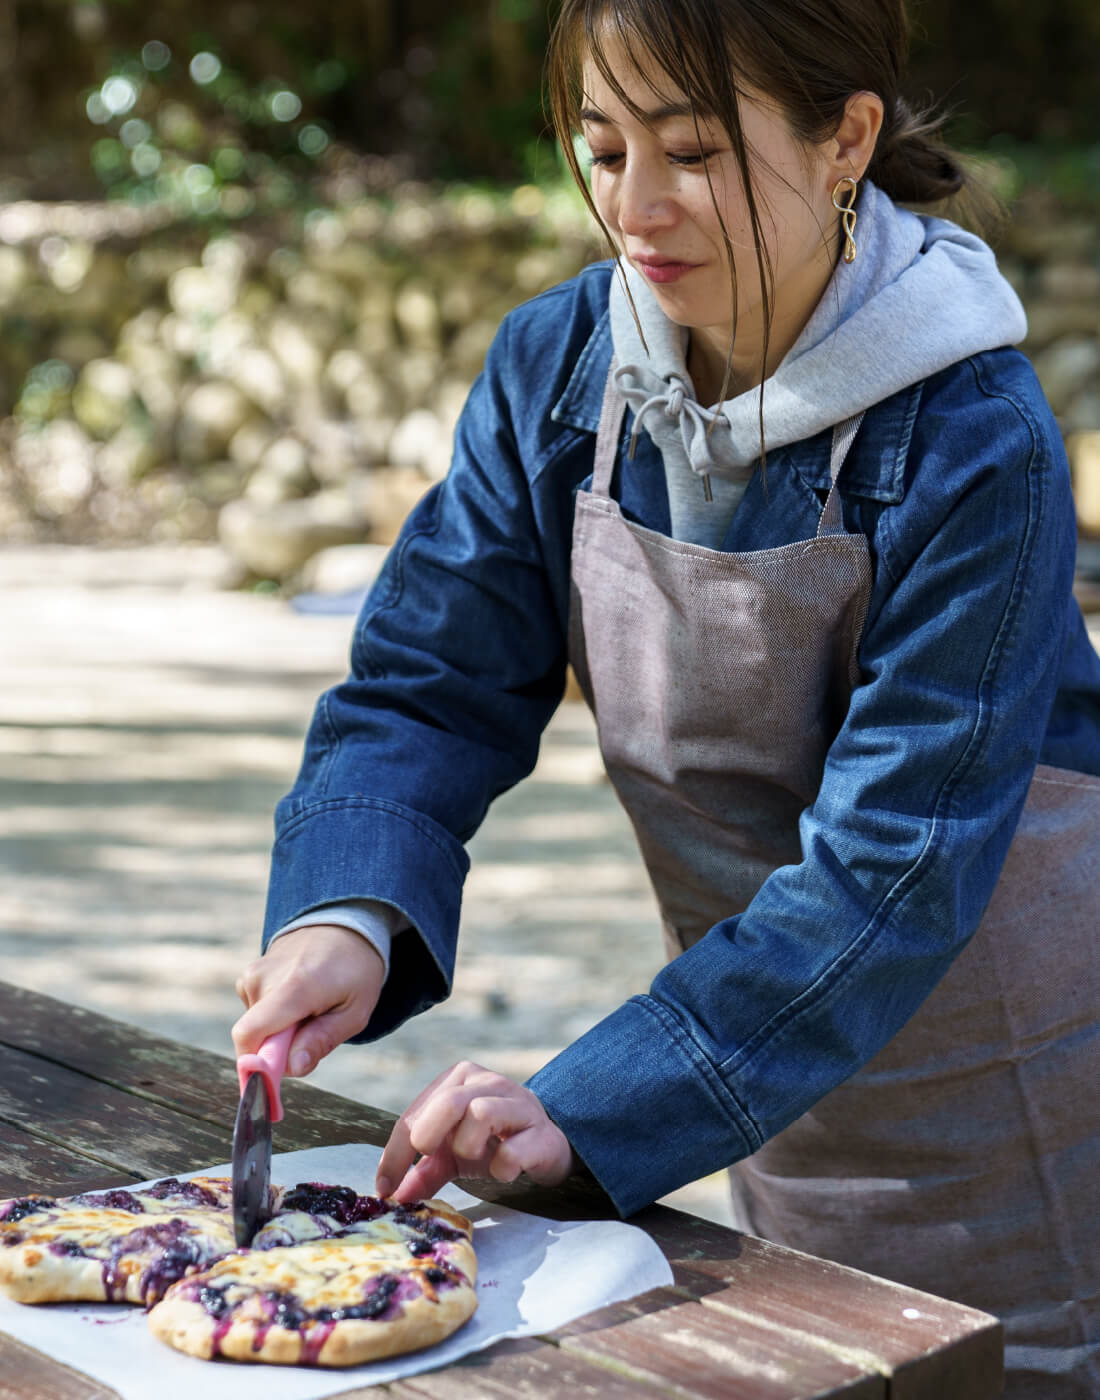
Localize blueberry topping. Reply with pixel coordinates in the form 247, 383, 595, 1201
391, 1208, 462, 1242
280, 1183, 359, 1224
101, 1220, 207, 1302
425, 1267, 449, 1285
197, 1285, 230, 1318
144, 1178, 221, 1209
314, 1274, 400, 1322
49, 1239, 87, 1258
406, 1234, 433, 1256
1, 1197, 54, 1224
75, 1189, 145, 1213
265, 1291, 309, 1331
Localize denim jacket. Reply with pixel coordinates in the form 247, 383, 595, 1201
264, 261, 1100, 1216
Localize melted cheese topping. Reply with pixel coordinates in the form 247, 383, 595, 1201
199, 1239, 412, 1311
3, 1206, 234, 1255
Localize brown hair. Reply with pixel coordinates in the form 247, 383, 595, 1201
547, 0, 986, 408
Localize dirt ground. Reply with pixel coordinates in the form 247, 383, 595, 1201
0, 543, 731, 1223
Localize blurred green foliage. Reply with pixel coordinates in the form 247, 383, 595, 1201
2, 0, 1099, 204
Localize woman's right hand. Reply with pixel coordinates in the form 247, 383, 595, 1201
232, 925, 386, 1078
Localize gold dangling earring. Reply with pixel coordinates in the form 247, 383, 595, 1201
831, 175, 859, 264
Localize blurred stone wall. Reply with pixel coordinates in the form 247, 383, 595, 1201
1, 190, 1098, 583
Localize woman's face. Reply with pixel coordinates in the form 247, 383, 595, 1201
581, 35, 840, 389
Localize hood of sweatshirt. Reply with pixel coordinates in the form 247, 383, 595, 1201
609, 180, 1028, 488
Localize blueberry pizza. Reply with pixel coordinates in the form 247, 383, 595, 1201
0, 1179, 478, 1367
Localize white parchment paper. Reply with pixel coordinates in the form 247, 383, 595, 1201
0, 1143, 673, 1400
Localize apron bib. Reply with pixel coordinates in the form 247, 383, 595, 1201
567, 367, 1100, 1398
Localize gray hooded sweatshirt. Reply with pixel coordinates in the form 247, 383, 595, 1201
609, 180, 1028, 547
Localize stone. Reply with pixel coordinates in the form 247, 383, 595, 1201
1023, 299, 1100, 351
176, 381, 255, 465
1067, 431, 1100, 536
365, 465, 432, 545
0, 246, 29, 308
389, 409, 451, 478
1030, 337, 1100, 415
299, 542, 391, 595
228, 345, 287, 418
394, 281, 442, 351
97, 424, 162, 484
393, 350, 442, 407
167, 264, 240, 321
306, 419, 363, 486
1062, 388, 1100, 436
449, 318, 498, 378
228, 420, 277, 472
244, 435, 314, 506
1037, 262, 1100, 302
71, 358, 138, 440
286, 269, 351, 323
13, 420, 96, 517
217, 490, 370, 579
266, 314, 325, 386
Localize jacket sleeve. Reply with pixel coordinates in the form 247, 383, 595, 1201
529, 355, 1081, 1215
262, 313, 572, 1038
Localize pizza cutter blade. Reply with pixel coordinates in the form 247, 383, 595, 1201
232, 1026, 294, 1247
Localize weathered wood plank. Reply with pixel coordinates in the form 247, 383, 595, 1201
0, 979, 397, 1148
0, 1123, 142, 1198
0, 1334, 120, 1399
639, 1210, 1003, 1397
346, 1335, 677, 1397
0, 1042, 231, 1181
554, 1287, 884, 1399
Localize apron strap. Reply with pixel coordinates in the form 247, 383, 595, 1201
592, 360, 627, 498
817, 412, 866, 538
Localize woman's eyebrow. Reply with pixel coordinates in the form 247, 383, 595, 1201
580, 101, 697, 125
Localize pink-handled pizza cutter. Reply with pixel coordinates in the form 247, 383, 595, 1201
231, 1026, 295, 1246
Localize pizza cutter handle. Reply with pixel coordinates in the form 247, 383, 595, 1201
236, 1025, 295, 1124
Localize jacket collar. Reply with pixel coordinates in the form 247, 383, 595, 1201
552, 312, 922, 506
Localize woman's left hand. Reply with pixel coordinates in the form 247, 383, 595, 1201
375, 1062, 576, 1202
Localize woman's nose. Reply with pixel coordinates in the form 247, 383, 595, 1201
615, 160, 677, 236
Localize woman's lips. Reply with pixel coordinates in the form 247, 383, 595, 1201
632, 256, 699, 285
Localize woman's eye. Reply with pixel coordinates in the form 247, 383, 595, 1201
587, 150, 712, 169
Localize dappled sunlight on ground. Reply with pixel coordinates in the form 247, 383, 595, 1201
0, 544, 733, 1224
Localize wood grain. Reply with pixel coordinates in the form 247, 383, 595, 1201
556, 1287, 885, 1399
0, 981, 1005, 1398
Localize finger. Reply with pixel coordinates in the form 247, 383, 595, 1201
405, 1071, 510, 1158
451, 1094, 538, 1163
282, 999, 375, 1077
376, 1063, 475, 1196
389, 1151, 457, 1204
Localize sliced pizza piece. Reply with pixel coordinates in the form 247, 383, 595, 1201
148, 1199, 478, 1366
0, 1177, 243, 1305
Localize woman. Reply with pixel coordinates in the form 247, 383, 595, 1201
233, 2, 1100, 1393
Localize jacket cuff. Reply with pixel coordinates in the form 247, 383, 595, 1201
527, 995, 760, 1218
263, 797, 469, 1038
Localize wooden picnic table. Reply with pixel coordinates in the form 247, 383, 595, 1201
0, 979, 1003, 1398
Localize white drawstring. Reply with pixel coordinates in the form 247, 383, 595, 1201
615, 362, 727, 497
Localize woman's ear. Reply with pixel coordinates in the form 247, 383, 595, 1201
830, 91, 884, 184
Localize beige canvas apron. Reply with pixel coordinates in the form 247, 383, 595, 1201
567, 369, 1100, 1398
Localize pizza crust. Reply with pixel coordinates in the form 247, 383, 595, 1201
0, 1245, 109, 1304
147, 1276, 478, 1366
